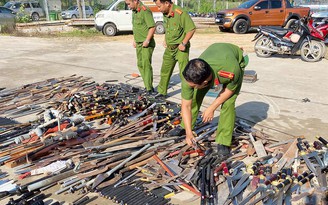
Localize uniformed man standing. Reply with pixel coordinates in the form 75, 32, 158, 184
154, 0, 196, 97
126, 0, 156, 93
178, 43, 249, 160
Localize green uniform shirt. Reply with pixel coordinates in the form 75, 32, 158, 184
182, 43, 246, 100
132, 2, 155, 43
164, 4, 196, 45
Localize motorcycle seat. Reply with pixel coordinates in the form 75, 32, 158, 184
261, 26, 293, 36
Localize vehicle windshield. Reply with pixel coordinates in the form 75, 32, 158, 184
67, 6, 77, 10
237, 0, 259, 9
4, 2, 13, 8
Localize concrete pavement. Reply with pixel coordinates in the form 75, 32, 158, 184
1, 35, 327, 140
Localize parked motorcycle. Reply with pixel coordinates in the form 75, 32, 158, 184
307, 17, 328, 43
253, 18, 325, 62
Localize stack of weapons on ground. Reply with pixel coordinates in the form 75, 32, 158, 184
0, 76, 327, 205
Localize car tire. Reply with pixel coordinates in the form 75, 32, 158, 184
219, 26, 230, 32
233, 19, 248, 34
285, 19, 298, 30
103, 23, 117, 36
155, 22, 165, 34
71, 14, 77, 19
31, 12, 39, 21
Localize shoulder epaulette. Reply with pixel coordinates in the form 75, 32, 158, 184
142, 5, 146, 11
218, 71, 234, 80
175, 9, 183, 15
214, 78, 220, 85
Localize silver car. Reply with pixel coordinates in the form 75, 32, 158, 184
0, 6, 16, 31
4, 1, 45, 21
61, 6, 94, 19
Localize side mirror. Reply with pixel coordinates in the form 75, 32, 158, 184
254, 6, 261, 10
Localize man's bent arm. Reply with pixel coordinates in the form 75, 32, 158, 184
182, 29, 195, 45
209, 87, 234, 111
146, 27, 155, 42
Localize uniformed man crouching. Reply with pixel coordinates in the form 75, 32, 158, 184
172, 43, 249, 160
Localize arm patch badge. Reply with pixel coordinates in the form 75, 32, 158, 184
218, 71, 234, 80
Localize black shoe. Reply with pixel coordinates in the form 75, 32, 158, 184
144, 88, 157, 97
155, 93, 167, 99
167, 125, 185, 136
147, 87, 154, 93
147, 88, 157, 95
217, 144, 231, 159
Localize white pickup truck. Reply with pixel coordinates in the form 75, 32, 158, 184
95, 0, 164, 36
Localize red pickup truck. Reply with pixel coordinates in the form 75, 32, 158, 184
215, 0, 310, 34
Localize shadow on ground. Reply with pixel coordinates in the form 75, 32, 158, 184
236, 101, 269, 126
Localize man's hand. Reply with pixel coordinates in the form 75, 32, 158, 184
133, 41, 136, 48
202, 107, 215, 123
142, 40, 150, 48
185, 130, 196, 146
178, 43, 186, 51
163, 41, 167, 48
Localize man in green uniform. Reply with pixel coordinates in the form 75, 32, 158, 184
126, 0, 156, 93
178, 43, 248, 158
154, 0, 196, 97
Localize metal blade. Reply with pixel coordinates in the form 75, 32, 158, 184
229, 174, 251, 198
91, 144, 151, 189
301, 155, 317, 175
91, 173, 106, 190
248, 190, 274, 205
239, 185, 265, 205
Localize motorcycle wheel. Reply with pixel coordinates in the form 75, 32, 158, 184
300, 40, 324, 62
319, 41, 327, 58
254, 36, 274, 58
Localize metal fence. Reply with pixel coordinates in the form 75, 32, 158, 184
294, 0, 328, 12
294, 0, 328, 4
294, 0, 328, 6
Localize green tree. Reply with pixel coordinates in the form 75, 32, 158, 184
16, 4, 31, 23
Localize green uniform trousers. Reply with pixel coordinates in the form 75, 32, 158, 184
181, 86, 239, 147
136, 42, 155, 91
157, 46, 190, 95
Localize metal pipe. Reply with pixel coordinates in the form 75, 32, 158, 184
28, 170, 75, 191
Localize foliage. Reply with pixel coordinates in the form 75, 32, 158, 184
93, 3, 106, 15
180, 0, 241, 13
199, 0, 212, 13
15, 4, 31, 23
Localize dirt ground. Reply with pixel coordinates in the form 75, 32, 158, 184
39, 26, 324, 59
66, 27, 256, 52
